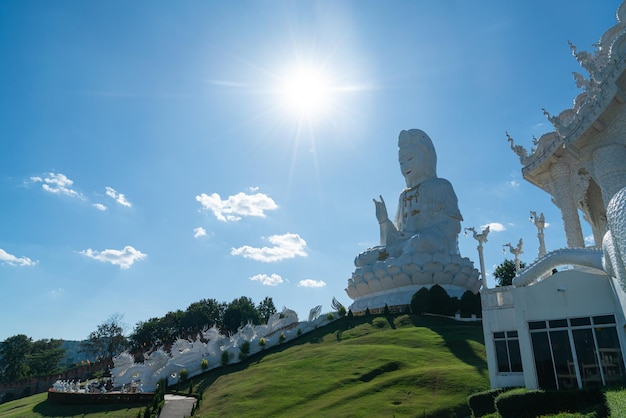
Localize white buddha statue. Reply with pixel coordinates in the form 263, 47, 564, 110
356, 129, 462, 266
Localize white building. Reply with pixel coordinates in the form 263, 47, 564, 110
482, 2, 626, 390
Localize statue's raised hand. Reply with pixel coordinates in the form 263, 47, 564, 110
373, 195, 389, 224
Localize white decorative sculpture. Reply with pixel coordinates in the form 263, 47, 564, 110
530, 211, 547, 258
465, 226, 490, 288
347, 130, 481, 311
107, 306, 338, 392
503, 239, 524, 272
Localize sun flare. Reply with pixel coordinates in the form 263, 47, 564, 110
279, 67, 333, 118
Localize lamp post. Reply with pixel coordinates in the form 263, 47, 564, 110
530, 211, 546, 258
503, 239, 524, 272
465, 226, 490, 288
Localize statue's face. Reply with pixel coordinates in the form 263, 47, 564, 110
399, 146, 423, 187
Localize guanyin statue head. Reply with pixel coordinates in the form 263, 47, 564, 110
398, 129, 438, 188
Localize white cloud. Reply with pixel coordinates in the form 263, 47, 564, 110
231, 233, 307, 262
196, 191, 278, 222
51, 288, 65, 297
298, 279, 326, 288
507, 180, 520, 188
0, 248, 37, 267
250, 273, 284, 286
105, 186, 132, 207
482, 222, 506, 232
31, 172, 80, 197
193, 227, 207, 238
93, 203, 108, 211
80, 245, 146, 269
585, 235, 596, 245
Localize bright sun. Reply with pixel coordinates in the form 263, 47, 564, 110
279, 66, 333, 118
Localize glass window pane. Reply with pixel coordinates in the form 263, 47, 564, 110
508, 339, 523, 372
494, 332, 505, 339
531, 332, 557, 389
593, 315, 616, 325
495, 340, 510, 372
550, 330, 576, 389
549, 319, 568, 328
573, 328, 602, 387
595, 326, 626, 385
570, 317, 591, 326
507, 331, 518, 338
529, 321, 546, 330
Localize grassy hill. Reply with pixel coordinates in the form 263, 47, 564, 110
0, 313, 489, 417
192, 313, 489, 417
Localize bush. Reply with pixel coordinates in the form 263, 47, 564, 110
201, 358, 209, 371
327, 312, 335, 320
238, 352, 247, 361
364, 308, 371, 316
297, 328, 302, 337
279, 333, 286, 343
383, 304, 390, 315
495, 388, 607, 418
460, 290, 481, 317
240, 340, 250, 355
338, 306, 347, 317
179, 368, 188, 382
221, 351, 230, 366
410, 287, 430, 314
347, 310, 354, 318
467, 388, 506, 417
259, 337, 266, 348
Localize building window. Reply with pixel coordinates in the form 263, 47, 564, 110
494, 331, 522, 373
529, 315, 626, 389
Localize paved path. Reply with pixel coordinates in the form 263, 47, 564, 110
159, 394, 197, 418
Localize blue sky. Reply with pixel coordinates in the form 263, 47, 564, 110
0, 1, 620, 341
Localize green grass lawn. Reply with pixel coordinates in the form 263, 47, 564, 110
192, 313, 489, 417
0, 392, 147, 418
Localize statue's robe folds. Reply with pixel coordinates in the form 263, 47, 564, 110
382, 177, 463, 257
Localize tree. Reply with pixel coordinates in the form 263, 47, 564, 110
257, 297, 276, 324
494, 259, 526, 287
130, 317, 162, 352
84, 313, 128, 361
0, 334, 32, 383
222, 297, 261, 334
28, 339, 64, 376
181, 298, 226, 337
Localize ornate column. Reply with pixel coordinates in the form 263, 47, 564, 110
551, 160, 585, 248
592, 144, 626, 208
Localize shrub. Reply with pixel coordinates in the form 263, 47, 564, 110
259, 337, 266, 348
327, 312, 335, 320
240, 340, 250, 355
383, 304, 390, 315
364, 308, 371, 316
179, 368, 188, 382
221, 351, 229, 366
201, 358, 209, 371
410, 287, 430, 314
279, 332, 286, 343
494, 388, 607, 418
238, 352, 247, 361
297, 328, 302, 337
347, 309, 354, 318
467, 388, 506, 417
338, 306, 347, 317
372, 317, 387, 328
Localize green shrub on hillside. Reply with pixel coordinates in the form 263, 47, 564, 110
240, 341, 250, 355
221, 351, 230, 366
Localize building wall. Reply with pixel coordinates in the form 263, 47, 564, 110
482, 269, 626, 389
